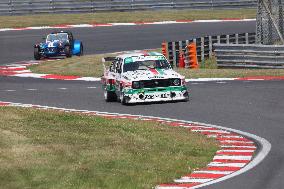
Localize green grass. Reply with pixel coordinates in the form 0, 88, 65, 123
0, 9, 256, 28
29, 54, 284, 79
29, 54, 109, 77
0, 107, 219, 189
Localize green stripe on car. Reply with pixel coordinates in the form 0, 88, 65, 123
123, 86, 187, 95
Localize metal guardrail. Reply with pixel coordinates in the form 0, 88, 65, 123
0, 0, 257, 15
214, 44, 284, 68
164, 32, 256, 67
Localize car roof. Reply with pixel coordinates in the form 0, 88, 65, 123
116, 51, 163, 59
50, 31, 71, 35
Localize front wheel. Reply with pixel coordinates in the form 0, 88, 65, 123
34, 47, 41, 60
182, 91, 190, 102
119, 92, 128, 105
64, 45, 72, 58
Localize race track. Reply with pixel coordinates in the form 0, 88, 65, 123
0, 21, 255, 65
1, 21, 283, 188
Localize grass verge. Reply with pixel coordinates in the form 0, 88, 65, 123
29, 54, 284, 78
0, 9, 256, 28
0, 107, 218, 189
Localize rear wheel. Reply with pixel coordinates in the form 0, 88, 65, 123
78, 43, 83, 56
104, 89, 116, 102
34, 47, 41, 60
64, 45, 72, 58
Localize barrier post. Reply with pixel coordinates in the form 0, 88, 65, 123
186, 43, 199, 69
178, 50, 185, 68
161, 42, 168, 59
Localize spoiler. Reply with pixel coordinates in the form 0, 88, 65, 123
102, 56, 116, 72
102, 57, 116, 63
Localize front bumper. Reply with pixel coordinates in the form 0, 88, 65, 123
41, 48, 65, 57
123, 86, 189, 104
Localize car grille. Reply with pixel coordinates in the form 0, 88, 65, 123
46, 47, 57, 53
142, 79, 171, 88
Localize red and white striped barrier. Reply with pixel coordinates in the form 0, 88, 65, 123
1, 60, 284, 82
0, 100, 271, 189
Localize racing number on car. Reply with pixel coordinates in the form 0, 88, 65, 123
145, 94, 154, 99
161, 93, 167, 98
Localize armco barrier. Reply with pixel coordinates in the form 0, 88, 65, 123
0, 0, 257, 15
164, 32, 256, 68
214, 44, 284, 68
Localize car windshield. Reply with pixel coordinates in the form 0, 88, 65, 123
123, 56, 171, 72
46, 33, 68, 42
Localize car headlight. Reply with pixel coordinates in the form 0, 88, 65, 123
172, 78, 181, 86
132, 81, 140, 89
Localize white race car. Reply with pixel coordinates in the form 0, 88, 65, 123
101, 51, 189, 105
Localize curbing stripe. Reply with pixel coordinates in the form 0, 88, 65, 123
218, 149, 255, 152
216, 151, 254, 156
212, 159, 251, 164
205, 166, 241, 171
1, 61, 284, 82
208, 162, 247, 167
182, 173, 226, 179
175, 178, 214, 183
0, 100, 271, 189
193, 170, 233, 175
213, 155, 252, 161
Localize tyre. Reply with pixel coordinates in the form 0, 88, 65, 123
104, 89, 116, 102
64, 45, 72, 58
182, 91, 190, 102
119, 92, 127, 105
78, 43, 83, 56
34, 47, 41, 60
183, 96, 190, 102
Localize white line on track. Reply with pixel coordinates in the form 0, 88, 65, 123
87, 87, 97, 89
190, 83, 204, 85
3, 90, 16, 92
216, 81, 227, 84
58, 88, 67, 90
26, 89, 37, 91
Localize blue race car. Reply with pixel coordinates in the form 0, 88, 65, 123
34, 31, 83, 60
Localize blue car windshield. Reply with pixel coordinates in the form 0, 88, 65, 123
123, 60, 171, 72
46, 33, 68, 42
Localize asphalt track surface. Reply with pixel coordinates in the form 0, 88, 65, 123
1, 21, 284, 188
0, 21, 255, 65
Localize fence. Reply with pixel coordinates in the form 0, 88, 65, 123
0, 0, 257, 15
214, 44, 284, 68
163, 32, 256, 67
256, 0, 284, 45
